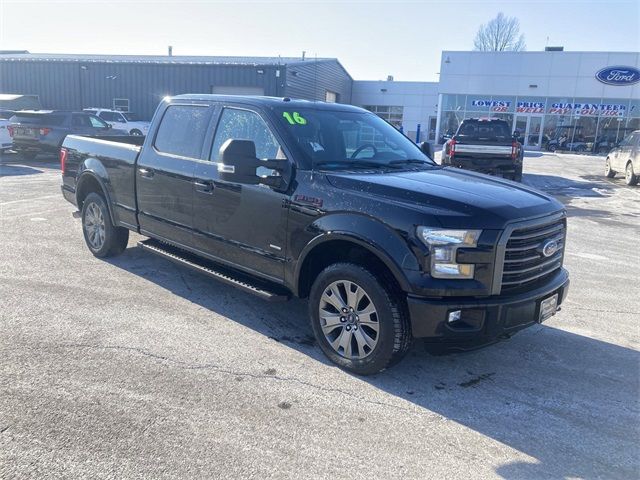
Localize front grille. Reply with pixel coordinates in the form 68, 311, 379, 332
501, 216, 566, 292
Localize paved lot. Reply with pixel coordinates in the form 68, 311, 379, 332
1, 151, 638, 479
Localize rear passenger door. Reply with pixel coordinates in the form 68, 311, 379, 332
136, 103, 213, 246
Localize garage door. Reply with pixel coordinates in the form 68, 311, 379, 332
211, 86, 265, 96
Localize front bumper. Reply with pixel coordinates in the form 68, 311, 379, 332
407, 268, 569, 348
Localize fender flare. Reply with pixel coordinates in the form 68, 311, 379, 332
293, 214, 420, 295
75, 166, 117, 226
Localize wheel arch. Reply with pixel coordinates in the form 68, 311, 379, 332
294, 229, 417, 299
75, 170, 116, 225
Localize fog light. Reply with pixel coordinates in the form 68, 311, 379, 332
447, 310, 462, 324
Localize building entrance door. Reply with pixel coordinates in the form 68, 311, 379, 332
513, 115, 544, 149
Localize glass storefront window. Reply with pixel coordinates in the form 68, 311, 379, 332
515, 97, 546, 115
440, 111, 464, 141
465, 96, 514, 114
440, 94, 466, 112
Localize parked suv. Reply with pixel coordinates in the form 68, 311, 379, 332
441, 118, 524, 181
0, 110, 15, 153
605, 130, 639, 185
10, 110, 127, 159
84, 108, 150, 136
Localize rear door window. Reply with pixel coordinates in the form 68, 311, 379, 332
154, 105, 210, 159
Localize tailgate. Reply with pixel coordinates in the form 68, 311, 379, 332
454, 144, 513, 157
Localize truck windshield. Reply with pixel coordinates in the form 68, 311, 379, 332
274, 107, 434, 170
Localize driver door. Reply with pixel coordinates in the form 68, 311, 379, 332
192, 106, 290, 281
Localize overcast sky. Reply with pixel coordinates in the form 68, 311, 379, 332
0, 0, 638, 81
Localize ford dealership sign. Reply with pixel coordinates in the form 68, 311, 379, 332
595, 66, 640, 86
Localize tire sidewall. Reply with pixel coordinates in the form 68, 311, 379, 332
626, 163, 637, 186
309, 264, 398, 375
81, 193, 114, 257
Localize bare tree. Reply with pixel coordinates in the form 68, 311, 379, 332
474, 13, 526, 52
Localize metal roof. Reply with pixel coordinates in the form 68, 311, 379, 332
0, 52, 337, 66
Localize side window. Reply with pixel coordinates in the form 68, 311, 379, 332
115, 113, 127, 123
89, 115, 108, 128
154, 105, 210, 159
72, 114, 91, 127
99, 112, 116, 122
211, 108, 285, 162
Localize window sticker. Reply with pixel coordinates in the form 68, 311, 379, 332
282, 111, 307, 125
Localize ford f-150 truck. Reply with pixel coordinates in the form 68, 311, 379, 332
61, 95, 569, 375
441, 118, 524, 181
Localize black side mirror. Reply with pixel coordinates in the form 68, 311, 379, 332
419, 141, 433, 160
218, 139, 290, 189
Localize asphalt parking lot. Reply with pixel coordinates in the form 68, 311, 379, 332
1, 151, 639, 479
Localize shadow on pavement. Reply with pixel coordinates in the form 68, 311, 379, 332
106, 244, 639, 479
0, 163, 44, 177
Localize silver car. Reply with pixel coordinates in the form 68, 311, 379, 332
606, 130, 639, 186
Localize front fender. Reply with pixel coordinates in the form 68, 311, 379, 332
293, 213, 421, 294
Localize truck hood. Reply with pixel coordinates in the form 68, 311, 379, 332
325, 167, 564, 229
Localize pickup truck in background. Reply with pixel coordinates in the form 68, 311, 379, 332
60, 95, 569, 374
10, 110, 128, 159
441, 118, 524, 181
84, 108, 150, 136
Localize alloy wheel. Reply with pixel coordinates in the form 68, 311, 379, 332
84, 202, 106, 250
318, 280, 380, 359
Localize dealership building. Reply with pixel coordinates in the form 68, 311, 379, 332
1, 49, 638, 148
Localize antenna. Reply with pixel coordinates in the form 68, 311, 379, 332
314, 53, 318, 102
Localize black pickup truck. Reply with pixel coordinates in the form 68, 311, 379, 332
61, 95, 569, 374
441, 118, 524, 181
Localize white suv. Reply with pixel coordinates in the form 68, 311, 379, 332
84, 108, 149, 136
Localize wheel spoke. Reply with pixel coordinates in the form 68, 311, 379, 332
353, 328, 375, 358
322, 284, 347, 311
346, 281, 364, 308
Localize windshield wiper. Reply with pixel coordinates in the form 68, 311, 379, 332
388, 159, 436, 167
314, 160, 392, 170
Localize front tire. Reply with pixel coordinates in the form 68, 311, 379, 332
130, 129, 143, 136
309, 263, 412, 375
81, 192, 129, 257
605, 158, 616, 178
625, 162, 639, 186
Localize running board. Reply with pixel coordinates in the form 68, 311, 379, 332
137, 239, 290, 302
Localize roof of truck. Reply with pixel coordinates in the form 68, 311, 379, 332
171, 94, 366, 112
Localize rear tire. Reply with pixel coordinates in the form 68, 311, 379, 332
625, 162, 638, 186
81, 192, 129, 257
605, 158, 616, 178
130, 129, 143, 136
309, 263, 412, 375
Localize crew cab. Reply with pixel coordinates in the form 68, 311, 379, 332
60, 95, 569, 374
441, 118, 524, 181
84, 108, 150, 136
10, 110, 127, 159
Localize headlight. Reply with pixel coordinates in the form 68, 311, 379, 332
417, 228, 481, 279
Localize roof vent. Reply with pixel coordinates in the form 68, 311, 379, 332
545, 46, 564, 51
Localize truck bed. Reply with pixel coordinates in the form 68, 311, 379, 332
61, 135, 142, 229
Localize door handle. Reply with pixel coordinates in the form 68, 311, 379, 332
138, 167, 154, 178
194, 180, 214, 194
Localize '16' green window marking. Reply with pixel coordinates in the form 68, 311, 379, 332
282, 111, 307, 125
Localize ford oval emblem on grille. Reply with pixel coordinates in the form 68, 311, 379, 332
542, 239, 559, 257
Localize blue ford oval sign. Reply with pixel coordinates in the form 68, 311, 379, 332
595, 66, 640, 86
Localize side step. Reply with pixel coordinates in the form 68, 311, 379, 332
137, 239, 290, 302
